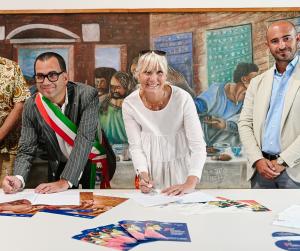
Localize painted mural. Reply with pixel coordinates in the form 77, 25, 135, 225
1, 11, 299, 166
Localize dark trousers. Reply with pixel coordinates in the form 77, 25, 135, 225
49, 161, 92, 189
251, 170, 300, 189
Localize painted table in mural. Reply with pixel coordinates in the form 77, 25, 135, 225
111, 157, 250, 189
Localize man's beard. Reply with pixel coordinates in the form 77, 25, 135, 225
111, 92, 127, 99
98, 88, 109, 94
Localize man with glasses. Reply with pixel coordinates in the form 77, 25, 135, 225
239, 20, 300, 188
2, 52, 100, 193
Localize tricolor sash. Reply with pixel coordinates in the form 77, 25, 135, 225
35, 93, 110, 188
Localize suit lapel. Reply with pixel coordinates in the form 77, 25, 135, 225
256, 67, 274, 146
281, 63, 300, 131
64, 82, 75, 120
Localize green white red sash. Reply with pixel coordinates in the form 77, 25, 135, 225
35, 92, 110, 188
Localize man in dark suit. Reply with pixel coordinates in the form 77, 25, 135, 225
2, 52, 99, 194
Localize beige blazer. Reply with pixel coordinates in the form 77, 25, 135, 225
238, 62, 300, 182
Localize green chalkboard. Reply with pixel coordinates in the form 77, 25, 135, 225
206, 24, 253, 85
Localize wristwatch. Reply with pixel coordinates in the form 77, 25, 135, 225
277, 156, 287, 167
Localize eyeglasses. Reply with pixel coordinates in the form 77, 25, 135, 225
139, 50, 166, 56
34, 71, 64, 83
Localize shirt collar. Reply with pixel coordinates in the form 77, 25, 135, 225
274, 55, 299, 76
60, 87, 69, 113
41, 87, 68, 112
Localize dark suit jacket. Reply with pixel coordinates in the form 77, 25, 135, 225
14, 82, 99, 186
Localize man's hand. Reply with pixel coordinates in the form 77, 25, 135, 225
138, 172, 154, 194
35, 179, 69, 194
2, 176, 22, 194
255, 158, 280, 180
270, 160, 286, 174
204, 116, 226, 129
162, 176, 198, 196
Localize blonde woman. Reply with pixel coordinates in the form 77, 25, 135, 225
122, 50, 206, 195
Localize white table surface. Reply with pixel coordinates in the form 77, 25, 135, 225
0, 189, 299, 251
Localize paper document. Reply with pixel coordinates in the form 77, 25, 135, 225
273, 205, 300, 229
128, 191, 219, 207
0, 190, 35, 204
178, 191, 219, 204
128, 192, 181, 207
0, 190, 80, 205
33, 190, 80, 205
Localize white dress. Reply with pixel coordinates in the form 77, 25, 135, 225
122, 85, 207, 189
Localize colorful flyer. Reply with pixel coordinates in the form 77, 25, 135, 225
143, 221, 191, 242
119, 220, 148, 240
275, 240, 300, 250
41, 193, 127, 218
73, 224, 139, 251
0, 199, 42, 218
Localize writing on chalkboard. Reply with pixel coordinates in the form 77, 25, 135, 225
154, 32, 193, 87
206, 24, 253, 85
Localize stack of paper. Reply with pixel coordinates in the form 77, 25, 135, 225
273, 205, 300, 229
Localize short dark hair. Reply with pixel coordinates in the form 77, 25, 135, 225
233, 62, 259, 83
34, 52, 67, 75
94, 67, 117, 84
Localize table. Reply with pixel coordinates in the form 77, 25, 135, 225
0, 189, 299, 251
111, 158, 250, 189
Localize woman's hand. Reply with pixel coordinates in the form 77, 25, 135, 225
139, 172, 154, 193
161, 176, 198, 196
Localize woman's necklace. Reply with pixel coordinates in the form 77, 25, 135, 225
141, 88, 167, 111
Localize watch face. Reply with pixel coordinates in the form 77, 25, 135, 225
277, 159, 283, 165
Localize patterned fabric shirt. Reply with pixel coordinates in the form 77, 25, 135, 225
0, 57, 30, 154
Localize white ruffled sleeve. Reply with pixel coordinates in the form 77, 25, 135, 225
183, 94, 207, 179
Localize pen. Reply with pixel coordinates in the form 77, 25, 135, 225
136, 169, 154, 190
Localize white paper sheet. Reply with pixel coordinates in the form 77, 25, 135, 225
128, 192, 181, 207
32, 190, 80, 205
273, 205, 300, 229
127, 190, 220, 207
178, 191, 219, 204
0, 190, 80, 206
0, 190, 36, 204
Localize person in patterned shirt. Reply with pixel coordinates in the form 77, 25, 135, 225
0, 57, 30, 186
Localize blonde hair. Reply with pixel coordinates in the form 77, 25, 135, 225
135, 51, 168, 79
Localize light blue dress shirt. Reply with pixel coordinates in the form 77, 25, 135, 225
262, 55, 299, 155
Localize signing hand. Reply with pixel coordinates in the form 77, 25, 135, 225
35, 179, 69, 194
162, 176, 198, 196
204, 116, 226, 129
2, 176, 22, 194
255, 158, 280, 180
138, 172, 154, 194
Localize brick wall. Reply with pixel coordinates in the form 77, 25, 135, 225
0, 13, 149, 85
150, 11, 300, 94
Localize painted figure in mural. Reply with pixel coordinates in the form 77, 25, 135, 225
2, 52, 100, 194
128, 56, 139, 90
122, 50, 206, 195
194, 62, 259, 147
0, 57, 30, 186
94, 67, 117, 103
167, 65, 196, 98
239, 20, 300, 188
100, 71, 133, 145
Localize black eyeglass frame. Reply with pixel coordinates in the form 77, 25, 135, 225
34, 71, 65, 83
